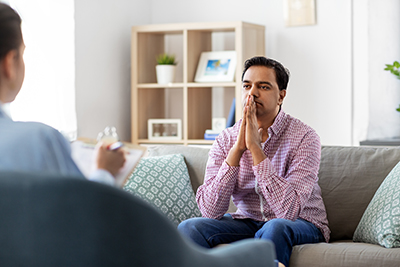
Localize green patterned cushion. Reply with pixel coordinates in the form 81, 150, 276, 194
353, 161, 400, 248
123, 154, 201, 225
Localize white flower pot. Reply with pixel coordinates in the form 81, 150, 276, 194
156, 65, 176, 84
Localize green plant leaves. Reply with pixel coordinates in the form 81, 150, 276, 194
156, 53, 177, 65
384, 61, 400, 112
384, 61, 400, 79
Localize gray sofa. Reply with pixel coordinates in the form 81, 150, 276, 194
148, 145, 400, 267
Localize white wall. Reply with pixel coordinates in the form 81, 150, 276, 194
74, 0, 400, 145
352, 0, 400, 143
366, 0, 400, 140
75, 0, 151, 141
150, 0, 353, 145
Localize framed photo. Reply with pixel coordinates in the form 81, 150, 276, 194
194, 51, 237, 82
284, 0, 316, 27
148, 119, 182, 140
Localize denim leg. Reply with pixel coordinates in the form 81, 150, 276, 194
254, 218, 325, 267
178, 214, 262, 248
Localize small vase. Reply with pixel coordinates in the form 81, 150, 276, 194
156, 65, 176, 84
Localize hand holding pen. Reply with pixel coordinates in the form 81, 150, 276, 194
96, 141, 126, 177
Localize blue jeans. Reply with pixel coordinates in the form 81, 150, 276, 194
178, 214, 325, 267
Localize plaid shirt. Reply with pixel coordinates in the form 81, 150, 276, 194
196, 110, 330, 242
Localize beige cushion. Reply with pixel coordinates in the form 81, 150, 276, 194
318, 146, 400, 241
290, 241, 400, 267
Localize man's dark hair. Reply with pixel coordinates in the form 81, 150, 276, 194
0, 3, 22, 61
241, 56, 290, 91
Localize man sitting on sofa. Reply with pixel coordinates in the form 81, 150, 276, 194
178, 56, 330, 267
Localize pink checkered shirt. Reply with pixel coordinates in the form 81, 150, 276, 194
196, 110, 330, 242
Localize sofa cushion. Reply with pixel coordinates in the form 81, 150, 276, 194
353, 160, 400, 248
150, 145, 243, 214
147, 145, 210, 193
318, 146, 400, 241
290, 241, 400, 267
123, 154, 201, 225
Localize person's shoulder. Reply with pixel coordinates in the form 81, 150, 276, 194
281, 113, 321, 150
11, 121, 66, 141
213, 120, 241, 150
14, 120, 57, 132
282, 112, 318, 136
218, 119, 241, 138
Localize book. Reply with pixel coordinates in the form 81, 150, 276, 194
226, 98, 236, 128
205, 129, 221, 135
70, 137, 146, 188
204, 132, 220, 140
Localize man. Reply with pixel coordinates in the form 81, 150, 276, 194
178, 56, 330, 267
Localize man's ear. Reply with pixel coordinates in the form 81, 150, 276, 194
1, 50, 17, 80
278, 89, 287, 105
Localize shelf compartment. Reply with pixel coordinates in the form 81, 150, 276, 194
137, 87, 183, 140
135, 31, 184, 84
187, 30, 237, 83
187, 87, 212, 140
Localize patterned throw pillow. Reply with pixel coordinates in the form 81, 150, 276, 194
353, 161, 400, 248
123, 153, 201, 225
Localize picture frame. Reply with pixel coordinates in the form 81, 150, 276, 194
148, 119, 182, 140
194, 51, 237, 82
284, 0, 316, 27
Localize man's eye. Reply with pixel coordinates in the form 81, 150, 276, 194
261, 86, 270, 90
243, 84, 250, 89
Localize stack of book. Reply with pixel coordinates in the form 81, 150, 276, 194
204, 129, 221, 140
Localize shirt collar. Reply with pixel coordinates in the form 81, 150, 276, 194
0, 102, 12, 120
269, 109, 286, 136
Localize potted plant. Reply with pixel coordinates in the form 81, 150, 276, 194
384, 61, 400, 112
156, 53, 177, 84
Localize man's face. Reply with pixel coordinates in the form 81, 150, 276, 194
1, 41, 25, 103
13, 42, 26, 99
242, 65, 286, 119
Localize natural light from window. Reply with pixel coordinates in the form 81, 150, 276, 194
3, 0, 76, 140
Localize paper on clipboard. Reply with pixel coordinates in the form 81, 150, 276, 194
70, 138, 146, 188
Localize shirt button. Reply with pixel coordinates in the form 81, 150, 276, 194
258, 170, 262, 175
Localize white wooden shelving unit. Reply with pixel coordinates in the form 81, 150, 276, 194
131, 21, 265, 145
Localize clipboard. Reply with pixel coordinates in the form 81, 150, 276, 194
71, 137, 147, 187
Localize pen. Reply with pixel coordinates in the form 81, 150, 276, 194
107, 141, 124, 151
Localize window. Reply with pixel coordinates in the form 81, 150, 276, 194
5, 0, 76, 140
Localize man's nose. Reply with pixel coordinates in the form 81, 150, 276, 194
249, 85, 258, 97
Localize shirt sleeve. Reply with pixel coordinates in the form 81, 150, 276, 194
196, 136, 239, 219
254, 131, 321, 221
44, 127, 116, 187
88, 169, 116, 186
40, 125, 85, 176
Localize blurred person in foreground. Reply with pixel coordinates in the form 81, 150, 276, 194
0, 3, 125, 186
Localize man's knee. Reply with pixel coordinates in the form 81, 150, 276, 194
255, 218, 293, 240
177, 217, 212, 248
178, 217, 203, 237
